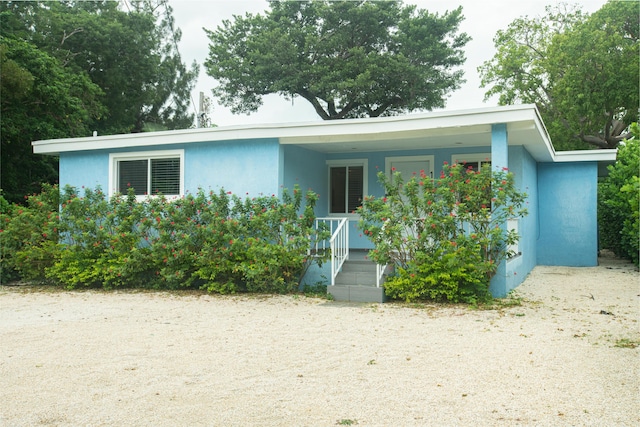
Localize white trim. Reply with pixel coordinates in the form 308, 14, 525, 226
385, 155, 435, 181
33, 104, 618, 165
33, 104, 541, 154
326, 158, 368, 217
451, 153, 492, 165
507, 218, 520, 256
108, 149, 184, 198
552, 149, 617, 162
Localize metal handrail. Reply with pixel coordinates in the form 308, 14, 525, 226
314, 217, 348, 286
376, 263, 385, 288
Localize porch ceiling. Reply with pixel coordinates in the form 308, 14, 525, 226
277, 105, 557, 161
281, 121, 547, 157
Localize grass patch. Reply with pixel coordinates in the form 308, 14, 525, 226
614, 338, 640, 349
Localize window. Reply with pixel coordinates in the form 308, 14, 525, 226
109, 150, 184, 197
385, 155, 435, 182
327, 159, 367, 215
451, 153, 491, 171
507, 218, 520, 258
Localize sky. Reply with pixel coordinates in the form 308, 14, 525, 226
170, 0, 607, 127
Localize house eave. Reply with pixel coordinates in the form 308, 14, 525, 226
552, 149, 617, 163
32, 104, 560, 160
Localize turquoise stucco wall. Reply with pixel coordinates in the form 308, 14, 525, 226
500, 146, 539, 296
59, 139, 282, 197
282, 145, 327, 217
59, 151, 109, 191
488, 126, 539, 297
489, 124, 509, 296
185, 139, 281, 196
537, 162, 599, 266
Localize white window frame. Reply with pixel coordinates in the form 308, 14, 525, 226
385, 155, 435, 181
108, 149, 185, 199
451, 153, 491, 170
326, 159, 368, 218
507, 218, 520, 258
453, 153, 521, 257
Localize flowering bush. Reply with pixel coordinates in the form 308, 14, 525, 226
193, 186, 327, 293
4, 184, 327, 293
0, 184, 60, 283
358, 162, 527, 303
46, 186, 151, 288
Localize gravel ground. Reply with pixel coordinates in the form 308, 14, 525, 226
1, 256, 638, 426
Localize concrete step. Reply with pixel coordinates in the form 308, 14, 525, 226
328, 285, 386, 303
334, 271, 377, 286
340, 260, 378, 273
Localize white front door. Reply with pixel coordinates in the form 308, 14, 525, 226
384, 156, 435, 242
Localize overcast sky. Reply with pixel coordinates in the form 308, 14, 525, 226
170, 0, 607, 127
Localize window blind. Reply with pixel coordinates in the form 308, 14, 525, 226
151, 158, 180, 195
347, 166, 363, 212
118, 159, 148, 195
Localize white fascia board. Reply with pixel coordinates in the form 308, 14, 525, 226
32, 125, 291, 155
553, 149, 618, 162
32, 104, 541, 155
281, 104, 539, 144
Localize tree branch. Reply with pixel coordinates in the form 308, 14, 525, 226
297, 88, 330, 120
61, 28, 83, 46
369, 97, 402, 117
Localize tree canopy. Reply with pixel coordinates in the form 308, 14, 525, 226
204, 0, 470, 120
0, 0, 198, 203
479, 1, 639, 150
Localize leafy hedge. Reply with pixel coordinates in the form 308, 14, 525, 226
598, 124, 639, 266
358, 162, 527, 303
1, 185, 329, 292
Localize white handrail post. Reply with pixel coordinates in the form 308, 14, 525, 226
330, 238, 336, 286
345, 219, 349, 261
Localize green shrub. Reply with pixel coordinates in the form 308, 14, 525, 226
385, 241, 491, 303
358, 162, 527, 303
26, 184, 328, 292
0, 184, 60, 283
45, 186, 153, 288
599, 124, 639, 266
194, 186, 327, 293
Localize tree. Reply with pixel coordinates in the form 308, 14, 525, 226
598, 124, 639, 266
204, 0, 470, 120
1, 1, 199, 135
0, 1, 198, 202
479, 1, 639, 150
0, 36, 104, 202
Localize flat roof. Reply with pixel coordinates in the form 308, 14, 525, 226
32, 104, 617, 163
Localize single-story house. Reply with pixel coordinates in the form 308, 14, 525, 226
33, 104, 617, 302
